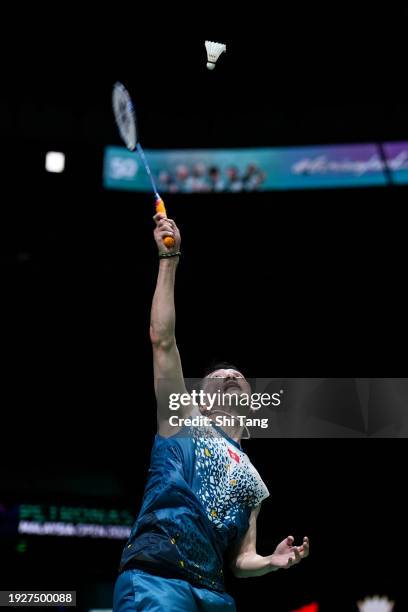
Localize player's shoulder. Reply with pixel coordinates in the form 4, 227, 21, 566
154, 427, 195, 453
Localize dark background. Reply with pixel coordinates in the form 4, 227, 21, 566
1, 6, 407, 611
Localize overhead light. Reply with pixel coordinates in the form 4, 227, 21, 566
45, 151, 65, 173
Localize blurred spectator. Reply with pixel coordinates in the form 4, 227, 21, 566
186, 163, 210, 192
242, 164, 267, 191
252, 170, 267, 190
226, 166, 243, 192
208, 166, 225, 192
175, 165, 190, 192
242, 164, 258, 190
158, 170, 179, 193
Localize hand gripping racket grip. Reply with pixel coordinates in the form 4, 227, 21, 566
155, 197, 175, 248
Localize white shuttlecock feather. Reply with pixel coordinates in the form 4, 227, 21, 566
205, 40, 226, 70
357, 596, 394, 612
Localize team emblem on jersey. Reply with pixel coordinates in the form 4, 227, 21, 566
228, 448, 240, 463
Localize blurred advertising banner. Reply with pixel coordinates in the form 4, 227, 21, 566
103, 142, 408, 192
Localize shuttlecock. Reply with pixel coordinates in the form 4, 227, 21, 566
357, 596, 394, 612
205, 40, 226, 70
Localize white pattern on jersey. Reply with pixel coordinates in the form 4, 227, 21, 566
192, 426, 270, 528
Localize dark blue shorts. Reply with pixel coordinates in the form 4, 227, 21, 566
113, 568, 236, 612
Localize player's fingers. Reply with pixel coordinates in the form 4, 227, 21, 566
158, 220, 172, 230
166, 218, 179, 231
153, 213, 166, 224
157, 217, 171, 226
158, 230, 175, 239
301, 538, 309, 557
287, 536, 295, 547
158, 228, 173, 238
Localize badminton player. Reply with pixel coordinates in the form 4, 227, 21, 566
113, 214, 309, 611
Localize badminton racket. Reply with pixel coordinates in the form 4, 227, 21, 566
112, 81, 175, 248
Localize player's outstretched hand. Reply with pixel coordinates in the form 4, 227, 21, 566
153, 213, 181, 255
268, 536, 309, 570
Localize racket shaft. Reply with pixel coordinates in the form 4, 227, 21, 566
136, 143, 159, 196
135, 136, 174, 248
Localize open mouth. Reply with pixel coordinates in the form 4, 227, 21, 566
224, 380, 241, 391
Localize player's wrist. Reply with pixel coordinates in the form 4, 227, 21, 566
267, 554, 282, 572
158, 250, 180, 259
158, 253, 180, 265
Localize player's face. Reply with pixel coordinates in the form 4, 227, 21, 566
202, 369, 251, 396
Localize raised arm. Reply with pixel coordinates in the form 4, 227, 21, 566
150, 213, 192, 436
230, 505, 309, 578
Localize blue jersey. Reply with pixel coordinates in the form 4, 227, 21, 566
119, 424, 269, 592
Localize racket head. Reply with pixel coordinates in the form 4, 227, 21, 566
112, 82, 138, 151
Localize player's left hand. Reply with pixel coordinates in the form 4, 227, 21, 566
269, 536, 309, 570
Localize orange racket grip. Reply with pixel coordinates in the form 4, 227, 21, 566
155, 197, 175, 248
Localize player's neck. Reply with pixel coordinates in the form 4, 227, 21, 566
210, 409, 244, 444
